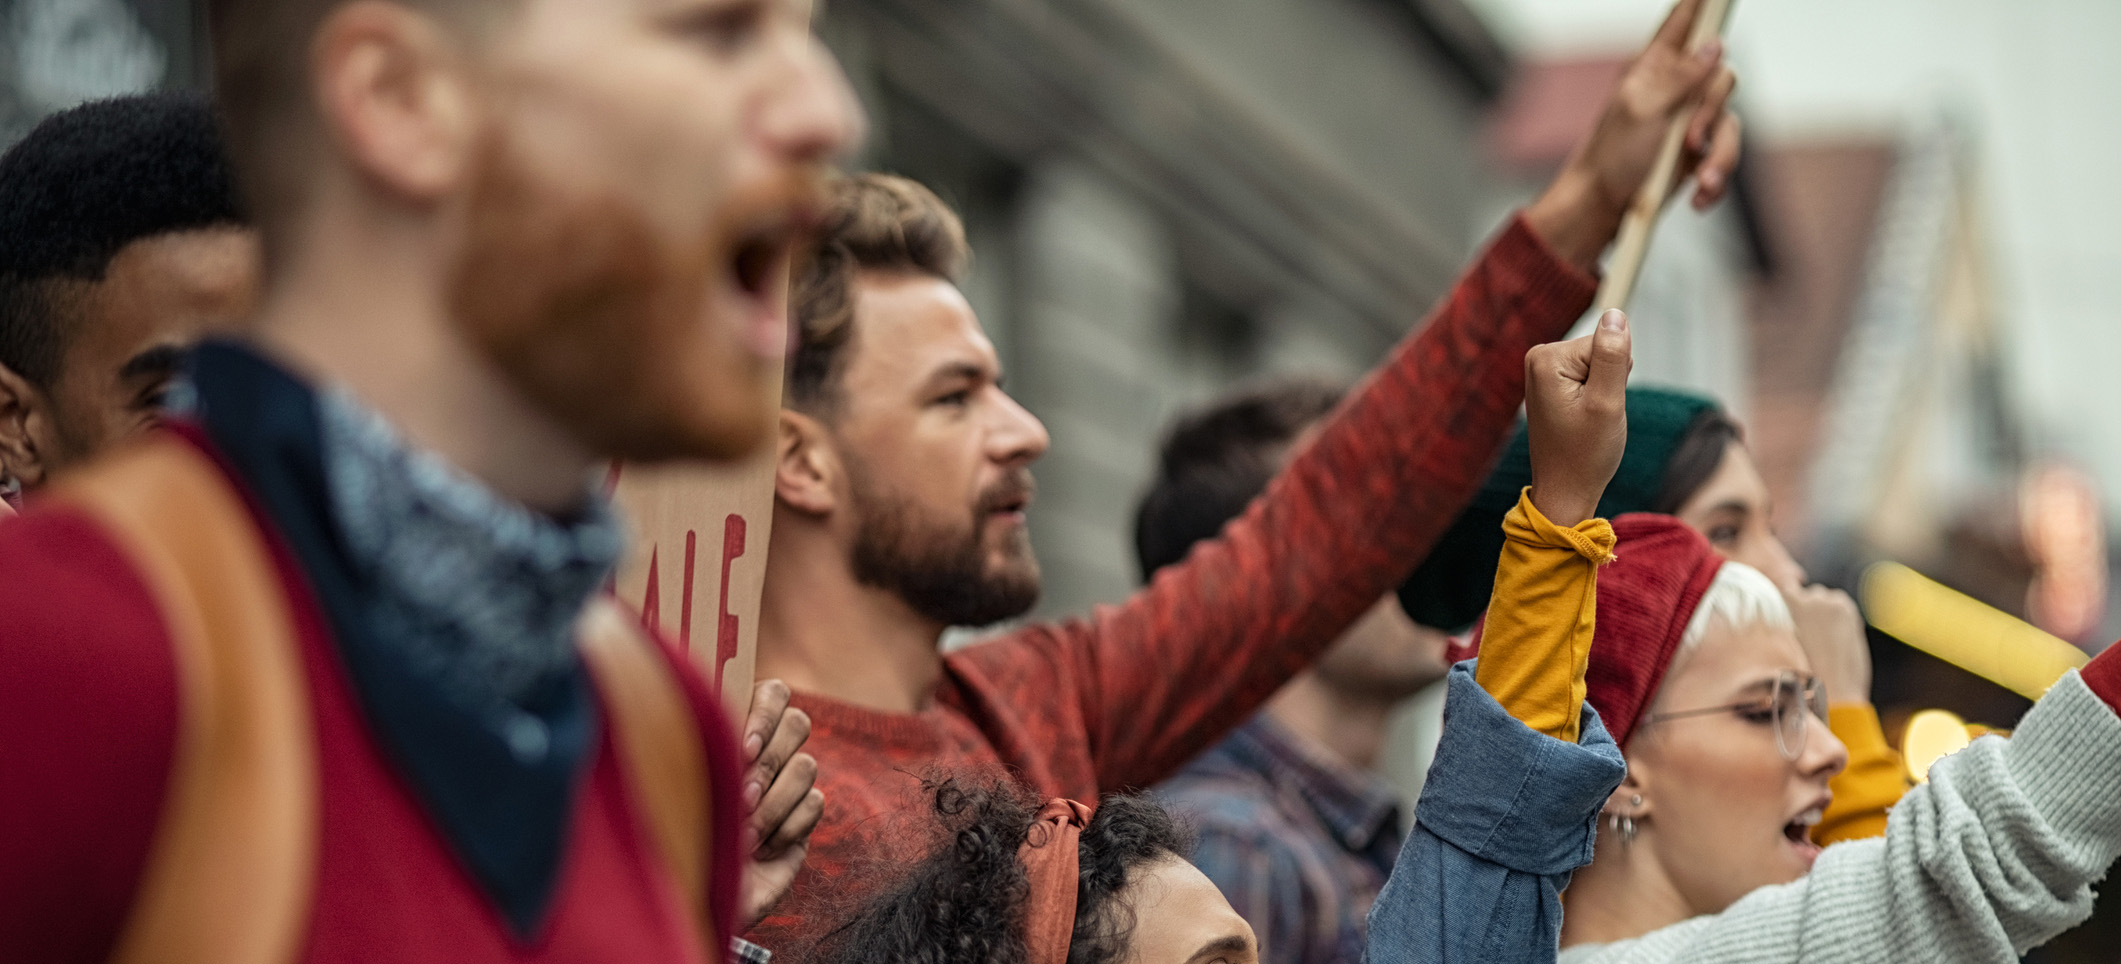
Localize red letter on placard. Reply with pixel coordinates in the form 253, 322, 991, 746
640, 546, 661, 632
679, 530, 699, 653
714, 514, 748, 693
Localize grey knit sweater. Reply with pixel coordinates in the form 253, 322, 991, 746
1559, 671, 2121, 964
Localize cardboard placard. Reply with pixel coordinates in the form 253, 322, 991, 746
609, 391, 782, 725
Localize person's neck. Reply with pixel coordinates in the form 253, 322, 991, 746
755, 506, 948, 715
248, 200, 597, 516
1263, 671, 1400, 772
1559, 839, 1698, 947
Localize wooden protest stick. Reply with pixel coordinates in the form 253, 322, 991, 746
1595, 0, 1738, 312
609, 350, 786, 726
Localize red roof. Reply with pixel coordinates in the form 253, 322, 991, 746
1485, 57, 1629, 172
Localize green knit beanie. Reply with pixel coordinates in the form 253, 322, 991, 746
1396, 386, 1723, 632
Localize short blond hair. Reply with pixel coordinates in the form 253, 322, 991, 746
1678, 561, 1795, 653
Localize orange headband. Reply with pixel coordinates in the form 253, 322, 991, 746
1019, 798, 1093, 964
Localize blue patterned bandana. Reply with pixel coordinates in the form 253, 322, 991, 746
317, 387, 625, 715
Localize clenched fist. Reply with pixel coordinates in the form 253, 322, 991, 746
1524, 309, 1633, 527
1783, 584, 1873, 706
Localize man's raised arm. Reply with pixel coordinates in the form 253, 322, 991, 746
977, 0, 1743, 792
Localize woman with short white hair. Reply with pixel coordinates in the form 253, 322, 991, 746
1556, 514, 2121, 964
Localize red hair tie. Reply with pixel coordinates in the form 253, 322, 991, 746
1019, 798, 1093, 964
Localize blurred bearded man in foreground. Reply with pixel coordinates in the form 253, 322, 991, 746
0, 0, 862, 961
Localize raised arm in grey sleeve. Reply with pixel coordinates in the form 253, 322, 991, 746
1559, 670, 2121, 964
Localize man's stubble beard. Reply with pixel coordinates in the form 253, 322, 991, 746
846, 457, 1042, 629
448, 127, 768, 463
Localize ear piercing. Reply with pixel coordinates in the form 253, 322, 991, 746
1608, 794, 1645, 846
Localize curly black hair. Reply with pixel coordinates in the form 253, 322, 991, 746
809, 780, 1195, 964
0, 92, 246, 388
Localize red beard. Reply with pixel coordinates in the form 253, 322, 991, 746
448, 129, 777, 462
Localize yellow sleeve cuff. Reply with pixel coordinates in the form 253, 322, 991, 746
1814, 702, 1906, 845
1504, 488, 1617, 565
1473, 489, 1615, 743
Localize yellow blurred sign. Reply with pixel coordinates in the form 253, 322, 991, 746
1860, 562, 2090, 700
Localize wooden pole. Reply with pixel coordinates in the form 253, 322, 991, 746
1595, 0, 1738, 312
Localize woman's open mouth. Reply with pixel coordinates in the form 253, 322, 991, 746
1782, 806, 1824, 868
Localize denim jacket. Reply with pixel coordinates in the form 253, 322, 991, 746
1365, 661, 1626, 964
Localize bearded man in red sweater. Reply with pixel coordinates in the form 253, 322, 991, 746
0, 0, 863, 962
753, 0, 1745, 946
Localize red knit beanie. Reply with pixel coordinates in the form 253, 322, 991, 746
1449, 513, 1723, 747
1585, 514, 1725, 747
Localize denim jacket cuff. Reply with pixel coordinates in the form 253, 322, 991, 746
1414, 661, 1627, 876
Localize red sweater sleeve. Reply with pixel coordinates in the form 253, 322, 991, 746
964, 215, 1597, 792
2080, 640, 2121, 712
0, 508, 181, 964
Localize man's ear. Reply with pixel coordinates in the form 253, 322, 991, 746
775, 410, 840, 516
0, 363, 51, 488
313, 0, 480, 202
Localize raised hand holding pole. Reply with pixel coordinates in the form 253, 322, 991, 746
1596, 0, 1738, 312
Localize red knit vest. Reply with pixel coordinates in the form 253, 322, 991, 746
55, 433, 734, 964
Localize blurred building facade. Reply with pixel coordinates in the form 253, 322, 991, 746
1741, 122, 2041, 712
1743, 118, 2121, 964
0, 0, 204, 147
1754, 123, 2027, 588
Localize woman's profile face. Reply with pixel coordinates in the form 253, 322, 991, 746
1674, 442, 1806, 590
1626, 619, 1849, 915
1116, 856, 1258, 964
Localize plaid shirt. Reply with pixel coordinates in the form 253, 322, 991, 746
1158, 715, 1405, 964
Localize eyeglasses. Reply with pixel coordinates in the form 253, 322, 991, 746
1642, 671, 1826, 761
